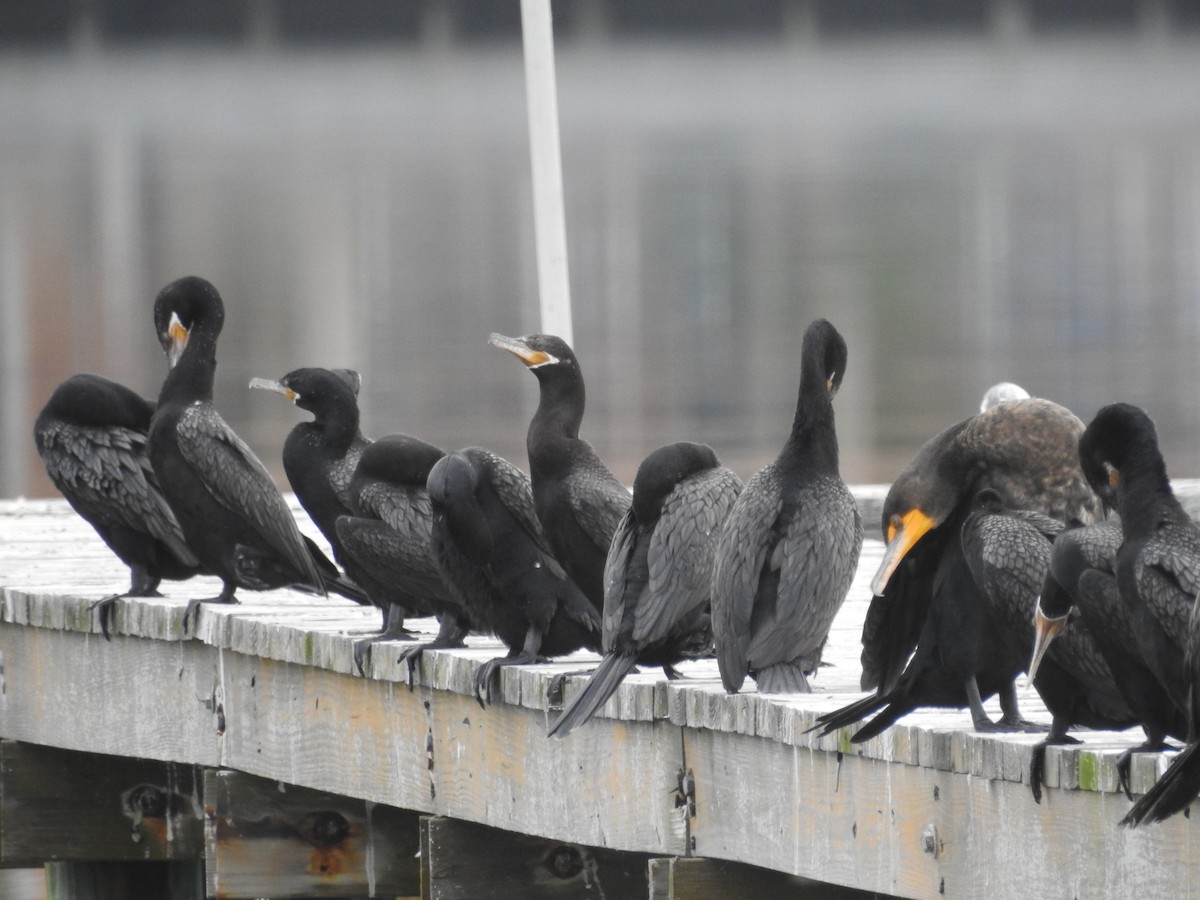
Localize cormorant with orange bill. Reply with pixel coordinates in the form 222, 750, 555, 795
813, 397, 1103, 740
147, 276, 364, 633
488, 333, 631, 614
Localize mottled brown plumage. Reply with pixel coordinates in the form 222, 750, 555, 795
816, 396, 1103, 741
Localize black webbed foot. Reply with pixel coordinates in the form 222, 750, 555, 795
474, 652, 551, 708
1029, 734, 1082, 803
1116, 741, 1175, 801
182, 593, 238, 637
546, 667, 599, 706
90, 583, 167, 640
89, 594, 124, 641
351, 629, 420, 677
398, 644, 426, 688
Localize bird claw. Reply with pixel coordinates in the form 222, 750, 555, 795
1115, 742, 1174, 801
397, 645, 426, 690
352, 641, 371, 678
181, 594, 238, 638
1116, 751, 1135, 802
1028, 734, 1082, 803
182, 599, 203, 637
474, 662, 499, 709
88, 594, 123, 642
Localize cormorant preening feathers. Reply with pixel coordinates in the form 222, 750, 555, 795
1064, 403, 1200, 827
711, 318, 863, 694
815, 396, 1103, 741
34, 373, 203, 637
146, 276, 362, 631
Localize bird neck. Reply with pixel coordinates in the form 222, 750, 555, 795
780, 378, 839, 474
158, 334, 217, 406
530, 373, 584, 442
316, 404, 362, 454
1115, 452, 1177, 535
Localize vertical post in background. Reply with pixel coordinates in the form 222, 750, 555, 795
520, 0, 574, 344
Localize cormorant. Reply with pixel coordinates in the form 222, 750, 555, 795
548, 441, 742, 738
333, 434, 466, 675
960, 492, 1136, 803
1066, 403, 1200, 827
146, 276, 363, 632
426, 446, 601, 706
711, 318, 863, 694
814, 397, 1103, 739
248, 366, 369, 556
488, 333, 631, 613
34, 373, 203, 638
1030, 517, 1186, 801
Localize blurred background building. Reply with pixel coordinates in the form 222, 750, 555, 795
4, 0, 1200, 500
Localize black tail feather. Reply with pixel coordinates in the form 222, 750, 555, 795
548, 652, 638, 740
1122, 742, 1200, 827
810, 692, 888, 738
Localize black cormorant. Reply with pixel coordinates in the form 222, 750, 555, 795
248, 366, 369, 556
1030, 517, 1186, 801
146, 276, 363, 632
34, 373, 203, 637
814, 397, 1103, 739
426, 446, 601, 706
711, 318, 863, 694
548, 441, 742, 738
1067, 404, 1200, 827
960, 492, 1136, 802
488, 332, 631, 613
334, 434, 466, 675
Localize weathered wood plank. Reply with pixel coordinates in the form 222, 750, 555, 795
421, 815, 652, 900
44, 860, 203, 900
663, 857, 884, 899
647, 858, 671, 899
683, 727, 1200, 899
423, 691, 688, 853
7, 495, 1200, 898
0, 741, 203, 865
204, 768, 421, 899
0, 625, 225, 766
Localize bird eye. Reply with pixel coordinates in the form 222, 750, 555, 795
886, 514, 902, 544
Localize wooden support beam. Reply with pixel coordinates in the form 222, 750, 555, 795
649, 857, 885, 899
421, 815, 652, 899
45, 860, 203, 900
203, 768, 421, 899
0, 740, 204, 866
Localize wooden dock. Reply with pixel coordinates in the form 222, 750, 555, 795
2, 492, 1200, 899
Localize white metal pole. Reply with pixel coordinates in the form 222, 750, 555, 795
519, 0, 574, 344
